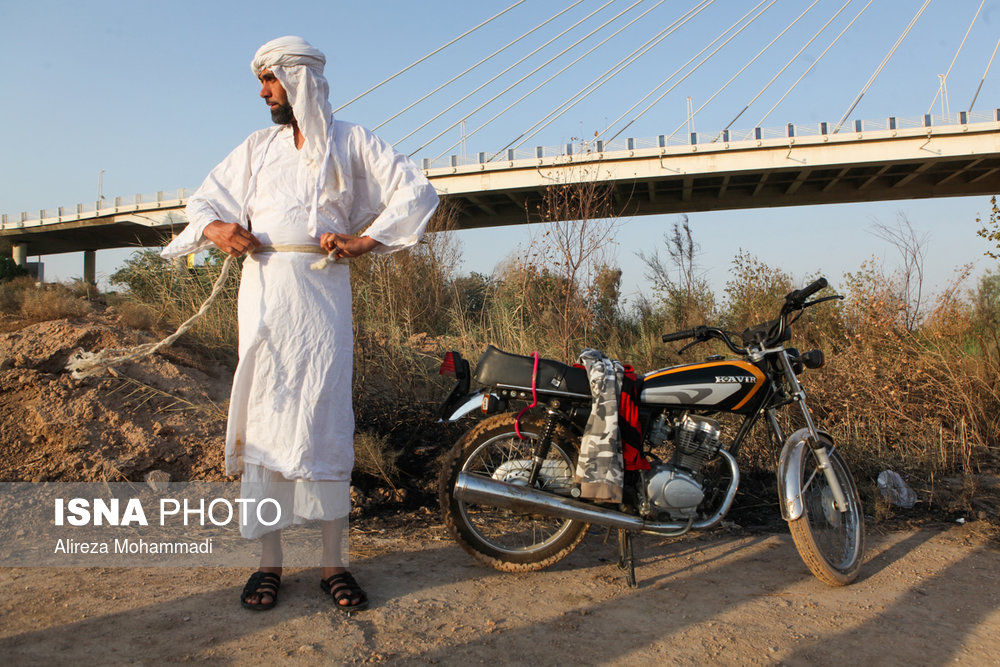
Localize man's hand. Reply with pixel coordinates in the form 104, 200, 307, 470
320, 233, 382, 259
203, 221, 262, 257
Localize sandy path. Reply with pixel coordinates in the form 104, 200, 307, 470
1, 522, 997, 665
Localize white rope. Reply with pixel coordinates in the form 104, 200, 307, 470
429, 0, 660, 162
67, 255, 237, 379
928, 0, 984, 115
833, 0, 931, 134
664, 0, 821, 142
968, 34, 1000, 112
499, 0, 714, 158
601, 0, 777, 145
751, 0, 872, 130
65, 246, 346, 379
334, 0, 526, 113
398, 0, 618, 151
373, 1, 583, 132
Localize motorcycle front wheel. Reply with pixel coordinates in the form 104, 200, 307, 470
787, 440, 865, 586
439, 412, 589, 572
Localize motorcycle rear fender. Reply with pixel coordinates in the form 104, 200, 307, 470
777, 427, 834, 521
439, 390, 491, 423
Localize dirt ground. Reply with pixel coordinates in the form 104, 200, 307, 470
0, 518, 998, 665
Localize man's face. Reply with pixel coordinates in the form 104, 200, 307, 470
259, 69, 294, 125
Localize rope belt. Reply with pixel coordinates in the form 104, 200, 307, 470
253, 243, 325, 255
251, 244, 348, 269
66, 244, 347, 378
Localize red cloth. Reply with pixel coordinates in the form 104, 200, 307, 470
619, 366, 650, 471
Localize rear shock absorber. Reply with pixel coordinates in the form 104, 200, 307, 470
527, 407, 561, 487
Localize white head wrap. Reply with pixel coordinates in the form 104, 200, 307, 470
251, 36, 338, 233
252, 36, 333, 168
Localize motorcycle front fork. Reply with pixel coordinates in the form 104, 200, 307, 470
773, 350, 849, 513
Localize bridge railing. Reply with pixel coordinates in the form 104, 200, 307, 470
2, 189, 190, 229
420, 110, 1000, 171
4, 110, 999, 226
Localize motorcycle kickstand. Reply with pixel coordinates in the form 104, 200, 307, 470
617, 528, 638, 589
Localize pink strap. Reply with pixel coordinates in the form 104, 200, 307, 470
514, 351, 540, 440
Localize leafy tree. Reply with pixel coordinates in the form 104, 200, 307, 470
977, 196, 1000, 259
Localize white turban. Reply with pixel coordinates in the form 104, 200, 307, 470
252, 36, 333, 168
251, 36, 339, 233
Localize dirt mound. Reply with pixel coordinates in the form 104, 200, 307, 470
0, 315, 231, 483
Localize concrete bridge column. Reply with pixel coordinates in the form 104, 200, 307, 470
83, 250, 96, 285
12, 243, 27, 266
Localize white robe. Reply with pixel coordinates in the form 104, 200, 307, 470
162, 121, 439, 481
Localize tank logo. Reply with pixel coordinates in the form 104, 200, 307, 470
715, 375, 757, 384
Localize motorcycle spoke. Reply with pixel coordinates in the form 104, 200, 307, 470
456, 428, 577, 555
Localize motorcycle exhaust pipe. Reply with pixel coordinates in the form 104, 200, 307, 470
453, 450, 739, 534
455, 471, 646, 530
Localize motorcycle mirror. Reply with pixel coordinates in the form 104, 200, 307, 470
801, 350, 825, 369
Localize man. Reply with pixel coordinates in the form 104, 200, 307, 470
162, 36, 439, 611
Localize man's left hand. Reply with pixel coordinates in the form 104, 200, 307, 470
320, 233, 382, 259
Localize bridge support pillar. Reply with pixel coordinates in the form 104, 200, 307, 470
12, 243, 27, 266
83, 250, 96, 285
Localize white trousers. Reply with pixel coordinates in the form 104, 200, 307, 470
240, 462, 351, 540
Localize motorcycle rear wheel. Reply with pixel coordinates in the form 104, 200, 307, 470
787, 442, 865, 586
439, 413, 589, 572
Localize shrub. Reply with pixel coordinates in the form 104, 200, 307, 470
0, 257, 29, 282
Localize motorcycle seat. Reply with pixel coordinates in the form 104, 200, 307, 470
474, 345, 590, 397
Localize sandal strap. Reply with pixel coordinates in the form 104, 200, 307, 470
321, 572, 367, 602
243, 571, 281, 595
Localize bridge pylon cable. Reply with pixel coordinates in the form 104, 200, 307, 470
729, 0, 855, 135
665, 0, 822, 143
601, 0, 778, 145
373, 1, 584, 132
718, 0, 851, 137
397, 0, 620, 151
968, 34, 1000, 112
333, 0, 525, 113
833, 0, 931, 134
752, 0, 873, 131
927, 0, 984, 116
499, 0, 715, 160
425, 0, 659, 162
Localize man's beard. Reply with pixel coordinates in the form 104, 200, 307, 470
270, 102, 294, 125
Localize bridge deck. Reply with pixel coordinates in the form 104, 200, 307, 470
3, 118, 1000, 257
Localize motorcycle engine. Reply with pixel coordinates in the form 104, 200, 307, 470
644, 415, 723, 519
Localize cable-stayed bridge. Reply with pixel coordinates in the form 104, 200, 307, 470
3, 0, 999, 282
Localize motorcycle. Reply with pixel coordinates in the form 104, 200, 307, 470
437, 277, 864, 587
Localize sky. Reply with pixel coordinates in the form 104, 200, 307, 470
2, 0, 999, 305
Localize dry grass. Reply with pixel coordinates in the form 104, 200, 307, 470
0, 277, 92, 321
16, 208, 995, 518
353, 431, 400, 488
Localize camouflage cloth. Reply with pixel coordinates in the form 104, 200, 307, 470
574, 348, 625, 502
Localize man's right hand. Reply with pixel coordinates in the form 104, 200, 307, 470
203, 221, 262, 257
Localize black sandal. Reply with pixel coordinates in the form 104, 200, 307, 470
241, 571, 281, 611
320, 571, 369, 611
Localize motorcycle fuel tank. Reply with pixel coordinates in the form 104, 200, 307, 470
640, 360, 766, 414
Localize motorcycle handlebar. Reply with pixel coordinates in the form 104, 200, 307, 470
661, 327, 700, 343
662, 278, 836, 353
786, 277, 828, 306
